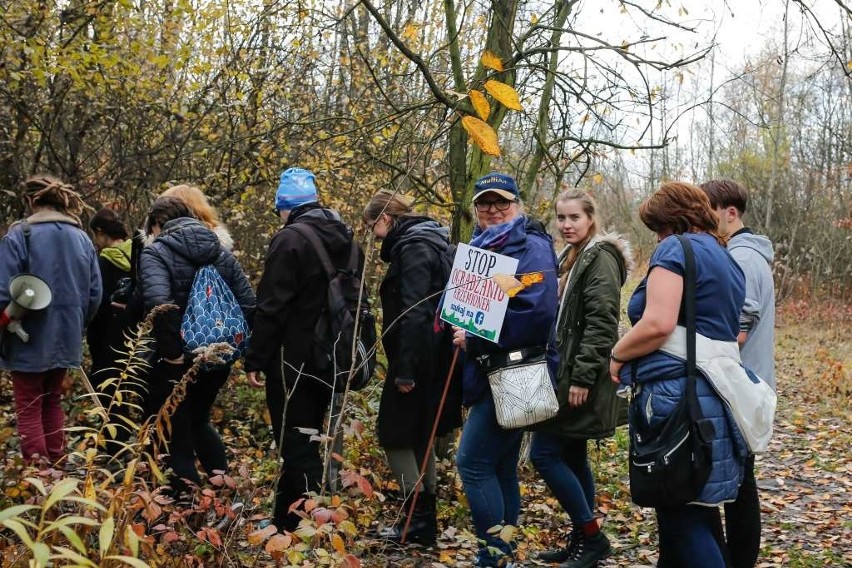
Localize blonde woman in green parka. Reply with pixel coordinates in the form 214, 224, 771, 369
529, 188, 633, 567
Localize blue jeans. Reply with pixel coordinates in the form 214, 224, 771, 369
656, 505, 726, 567
457, 394, 523, 564
530, 433, 595, 526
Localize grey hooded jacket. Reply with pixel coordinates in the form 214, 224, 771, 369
728, 229, 776, 389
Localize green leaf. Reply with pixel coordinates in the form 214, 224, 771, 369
105, 555, 151, 568
100, 516, 115, 557
0, 504, 38, 522
125, 524, 139, 557
32, 541, 50, 567
44, 478, 80, 510
52, 546, 99, 567
2, 518, 34, 547
24, 477, 47, 496
63, 496, 108, 512
56, 524, 88, 554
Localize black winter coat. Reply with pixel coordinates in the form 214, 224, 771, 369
376, 217, 461, 448
87, 248, 131, 375
139, 217, 256, 360
244, 204, 359, 383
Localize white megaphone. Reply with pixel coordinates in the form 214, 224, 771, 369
0, 274, 52, 343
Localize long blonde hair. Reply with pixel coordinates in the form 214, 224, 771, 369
161, 184, 221, 230
556, 188, 599, 284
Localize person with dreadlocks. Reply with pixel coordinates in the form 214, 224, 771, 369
0, 175, 102, 466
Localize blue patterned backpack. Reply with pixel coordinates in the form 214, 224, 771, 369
180, 265, 249, 365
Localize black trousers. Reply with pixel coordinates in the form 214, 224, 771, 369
725, 455, 761, 568
265, 355, 332, 531
146, 360, 230, 495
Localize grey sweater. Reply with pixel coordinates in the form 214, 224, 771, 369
729, 229, 776, 390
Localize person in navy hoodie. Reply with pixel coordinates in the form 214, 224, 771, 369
452, 172, 559, 567
0, 175, 102, 466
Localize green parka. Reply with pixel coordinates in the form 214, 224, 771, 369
537, 233, 632, 440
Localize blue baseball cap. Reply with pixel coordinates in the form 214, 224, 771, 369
275, 168, 318, 211
473, 172, 519, 202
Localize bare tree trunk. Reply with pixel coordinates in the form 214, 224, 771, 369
521, 0, 577, 203
707, 48, 716, 179
765, 0, 791, 230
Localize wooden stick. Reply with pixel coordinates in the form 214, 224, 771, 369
401, 346, 460, 544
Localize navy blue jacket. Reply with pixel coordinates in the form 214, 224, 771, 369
139, 217, 255, 360
0, 212, 101, 372
461, 217, 559, 405
621, 354, 747, 505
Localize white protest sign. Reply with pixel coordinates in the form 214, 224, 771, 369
440, 243, 519, 343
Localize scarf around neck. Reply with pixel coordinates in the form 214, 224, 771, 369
469, 215, 526, 251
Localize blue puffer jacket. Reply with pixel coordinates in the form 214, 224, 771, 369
0, 212, 102, 372
139, 217, 256, 360
461, 217, 559, 405
621, 351, 747, 505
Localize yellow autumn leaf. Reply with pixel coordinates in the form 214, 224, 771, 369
519, 272, 545, 286
493, 273, 524, 298
402, 22, 419, 41
481, 51, 504, 72
484, 80, 522, 110
461, 115, 501, 156
331, 533, 346, 555
469, 90, 491, 121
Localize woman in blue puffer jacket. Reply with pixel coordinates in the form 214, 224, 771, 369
452, 172, 559, 568
609, 181, 748, 567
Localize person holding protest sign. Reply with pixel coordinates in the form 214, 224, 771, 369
452, 172, 559, 567
530, 189, 633, 566
363, 189, 460, 545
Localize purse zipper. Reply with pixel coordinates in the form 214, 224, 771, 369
632, 430, 690, 472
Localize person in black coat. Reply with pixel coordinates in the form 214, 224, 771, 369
362, 189, 460, 545
87, 208, 137, 458
244, 168, 365, 532
88, 208, 132, 376
139, 196, 256, 496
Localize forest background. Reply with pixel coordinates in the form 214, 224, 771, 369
0, 0, 849, 566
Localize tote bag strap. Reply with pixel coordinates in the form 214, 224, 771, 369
675, 234, 700, 421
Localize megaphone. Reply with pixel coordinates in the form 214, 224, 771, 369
0, 274, 52, 343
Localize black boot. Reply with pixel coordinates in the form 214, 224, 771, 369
377, 491, 437, 546
558, 530, 611, 568
536, 526, 579, 563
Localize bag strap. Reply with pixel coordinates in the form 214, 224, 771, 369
130, 230, 145, 287
289, 223, 359, 279
20, 221, 31, 274
675, 234, 700, 420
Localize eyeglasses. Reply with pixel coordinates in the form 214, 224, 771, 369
474, 199, 512, 212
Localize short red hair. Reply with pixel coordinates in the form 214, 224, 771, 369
639, 181, 726, 245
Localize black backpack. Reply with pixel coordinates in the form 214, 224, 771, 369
289, 224, 377, 391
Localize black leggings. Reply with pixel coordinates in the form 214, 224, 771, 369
146, 360, 230, 495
